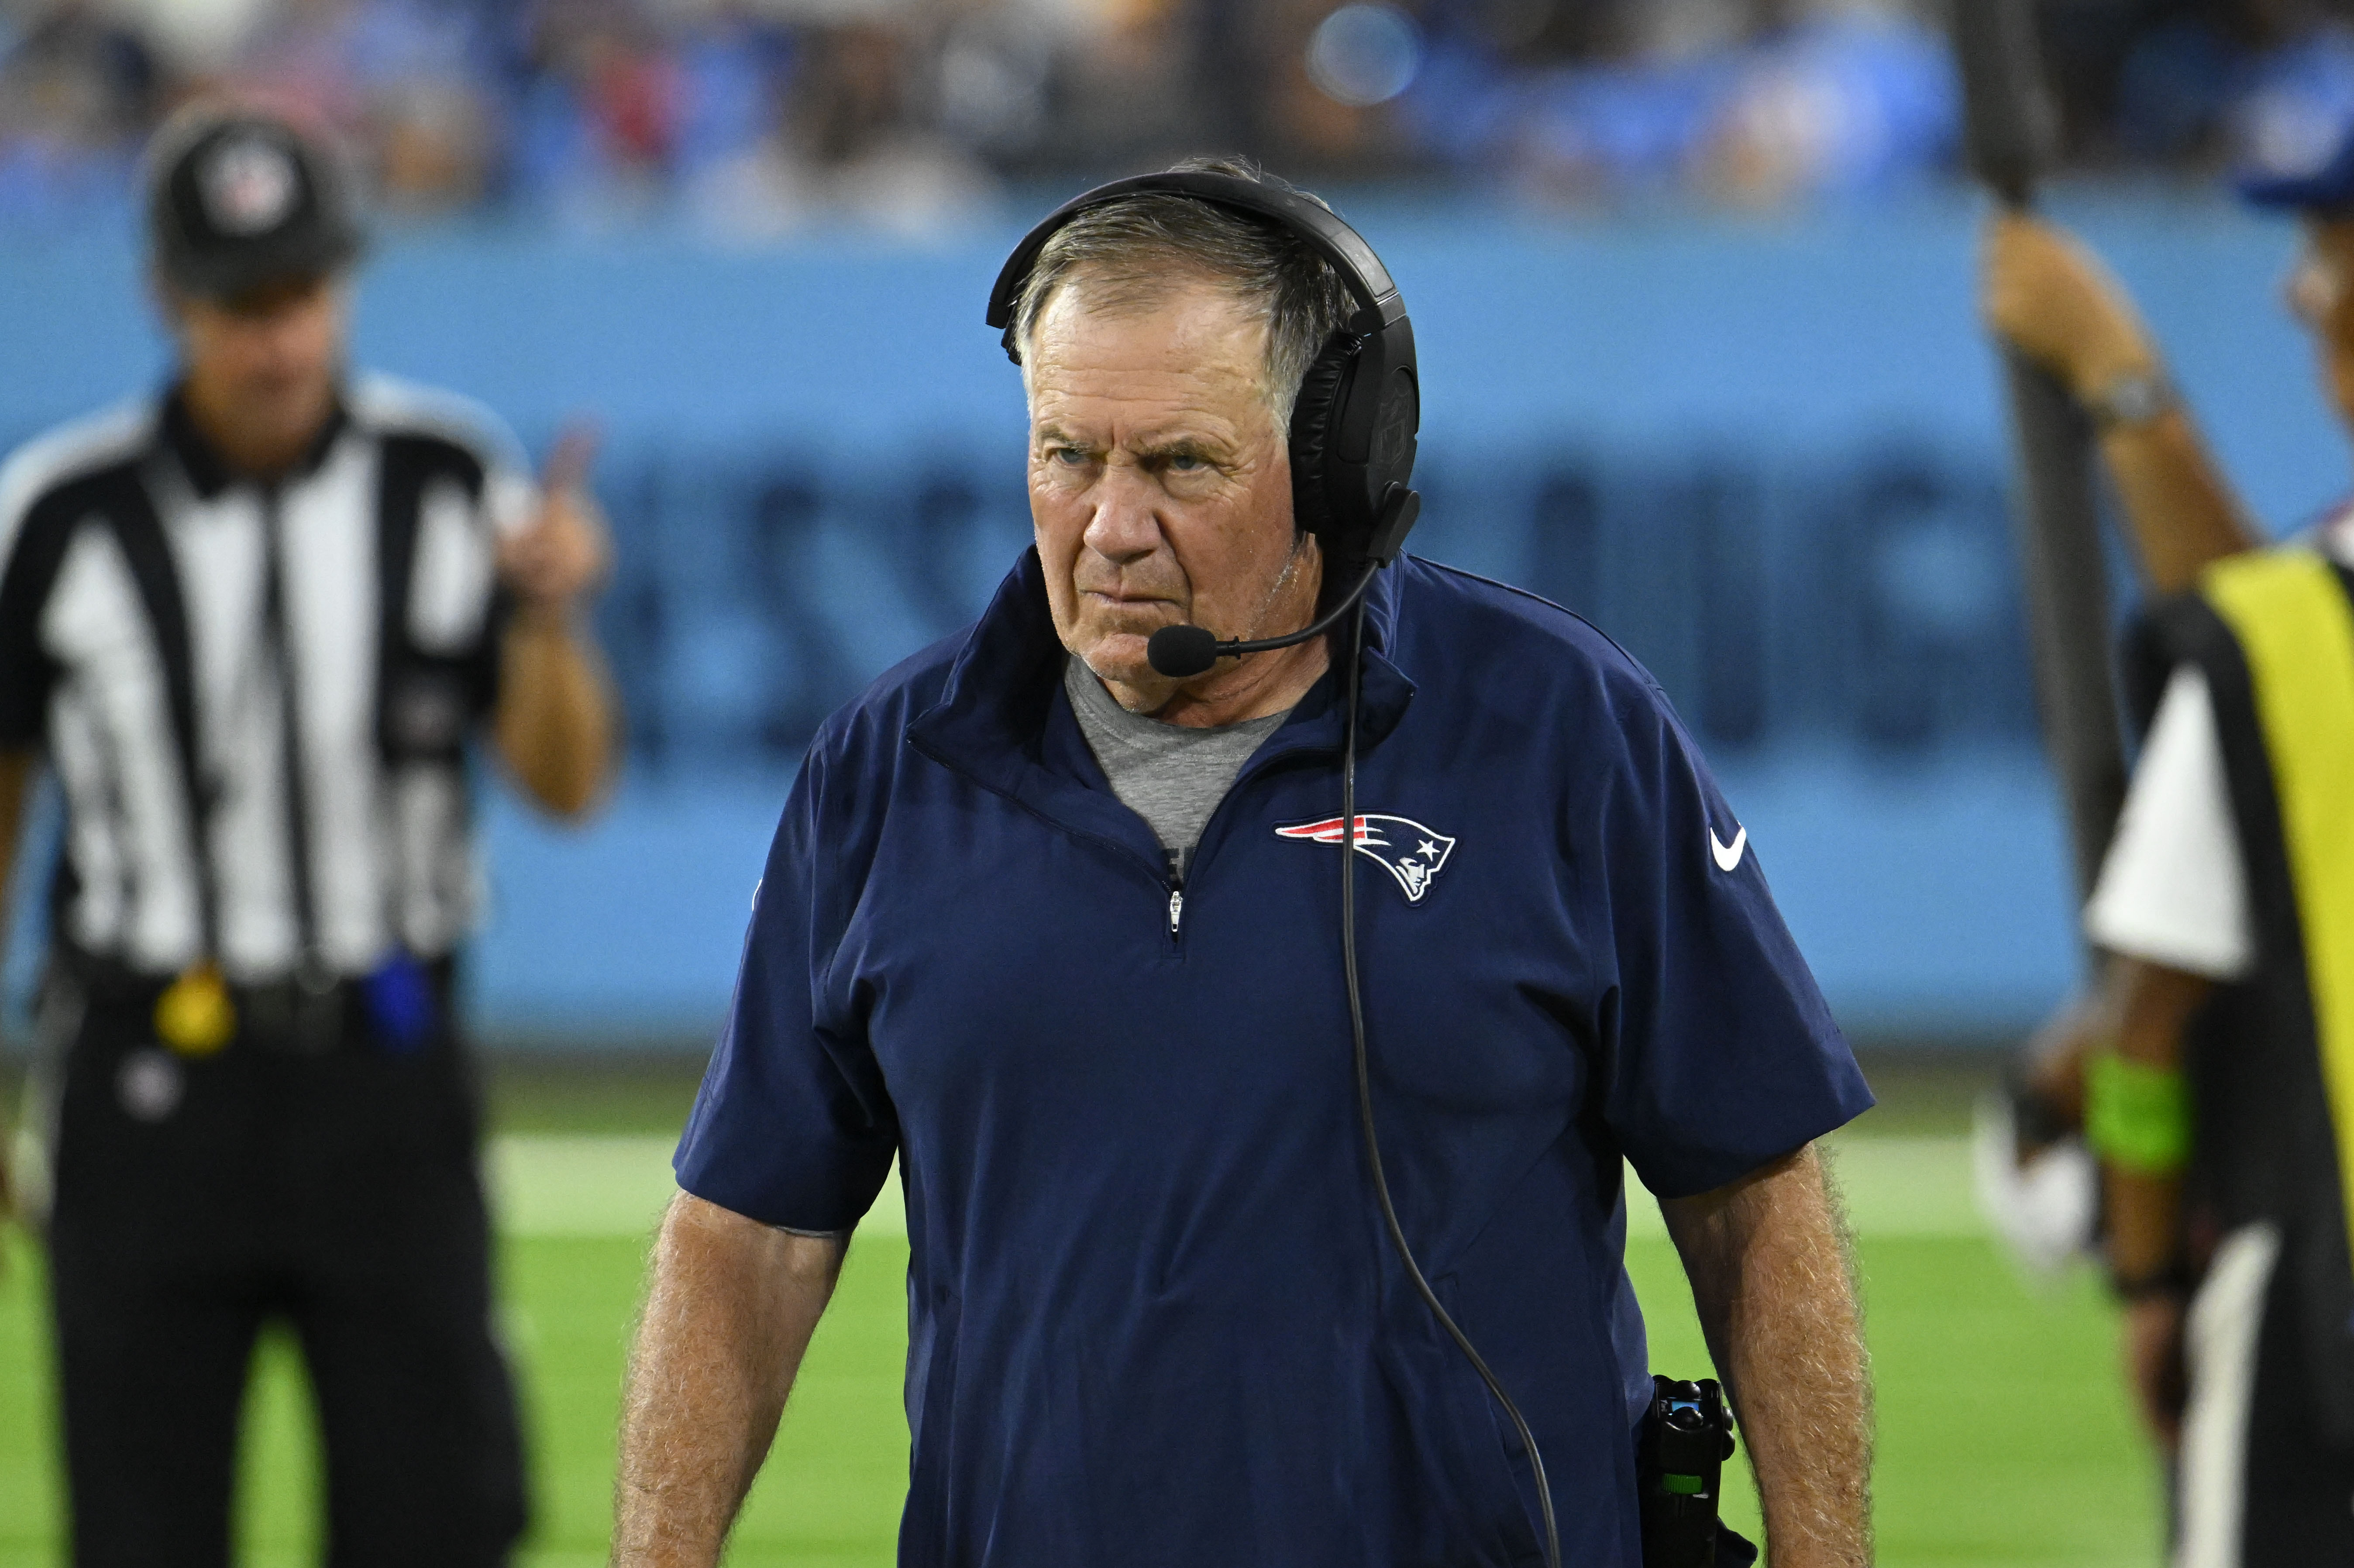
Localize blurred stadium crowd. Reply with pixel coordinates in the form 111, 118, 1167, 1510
7, 0, 2354, 231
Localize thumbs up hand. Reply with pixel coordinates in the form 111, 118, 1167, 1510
499, 423, 612, 609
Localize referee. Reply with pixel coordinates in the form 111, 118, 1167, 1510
1982, 132, 2354, 1561
0, 106, 614, 1565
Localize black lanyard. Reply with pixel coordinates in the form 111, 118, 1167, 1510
258, 484, 324, 977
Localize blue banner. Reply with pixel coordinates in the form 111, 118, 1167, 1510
1, 194, 2336, 1039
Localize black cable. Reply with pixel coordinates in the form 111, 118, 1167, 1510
1339, 596, 1563, 1568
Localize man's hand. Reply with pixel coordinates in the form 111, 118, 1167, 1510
2122, 1291, 2189, 1453
612, 1193, 845, 1568
1659, 1144, 1872, 1568
1980, 214, 2255, 590
2009, 987, 2102, 1163
499, 426, 611, 609
493, 425, 617, 820
1981, 212, 2161, 400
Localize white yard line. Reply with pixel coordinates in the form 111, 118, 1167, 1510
488, 1133, 1981, 1243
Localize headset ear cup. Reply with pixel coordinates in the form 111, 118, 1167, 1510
1287, 330, 1358, 543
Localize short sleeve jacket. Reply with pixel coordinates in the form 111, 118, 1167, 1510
678, 550, 1872, 1568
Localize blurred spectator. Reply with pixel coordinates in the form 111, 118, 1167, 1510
684, 14, 995, 238
508, 0, 682, 222
1701, 0, 1959, 207
1399, 0, 1955, 206
0, 0, 158, 226
11, 0, 2354, 229
1047, 0, 1225, 179
226, 0, 500, 212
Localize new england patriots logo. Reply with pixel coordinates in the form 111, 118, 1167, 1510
1275, 815, 1457, 904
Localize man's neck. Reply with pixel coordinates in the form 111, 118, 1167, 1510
180, 381, 334, 481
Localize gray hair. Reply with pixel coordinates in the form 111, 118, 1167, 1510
1012, 158, 1356, 439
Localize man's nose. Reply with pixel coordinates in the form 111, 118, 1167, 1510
1082, 464, 1164, 563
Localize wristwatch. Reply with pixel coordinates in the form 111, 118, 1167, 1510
2083, 368, 2175, 431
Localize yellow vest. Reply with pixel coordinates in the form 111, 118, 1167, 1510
2201, 547, 2354, 1262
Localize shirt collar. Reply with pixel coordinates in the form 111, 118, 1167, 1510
907, 547, 1417, 799
159, 380, 351, 500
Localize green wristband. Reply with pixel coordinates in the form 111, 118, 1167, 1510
2084, 1053, 2191, 1175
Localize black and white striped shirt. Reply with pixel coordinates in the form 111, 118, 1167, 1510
0, 376, 535, 983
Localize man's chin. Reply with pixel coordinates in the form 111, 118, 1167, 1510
1071, 633, 1171, 694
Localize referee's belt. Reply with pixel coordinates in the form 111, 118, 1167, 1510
66, 952, 452, 1058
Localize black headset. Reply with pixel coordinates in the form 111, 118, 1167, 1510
985, 170, 1424, 574
987, 174, 1563, 1568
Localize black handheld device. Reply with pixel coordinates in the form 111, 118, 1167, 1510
1637, 1376, 1744, 1568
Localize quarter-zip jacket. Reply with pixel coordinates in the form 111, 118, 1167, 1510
679, 548, 1871, 1568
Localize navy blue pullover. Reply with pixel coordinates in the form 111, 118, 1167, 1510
678, 548, 1872, 1567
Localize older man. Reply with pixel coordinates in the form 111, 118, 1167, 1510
614, 163, 1873, 1568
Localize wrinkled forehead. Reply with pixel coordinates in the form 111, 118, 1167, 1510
1022, 266, 1274, 392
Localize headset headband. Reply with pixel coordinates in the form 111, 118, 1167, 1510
984, 171, 1407, 359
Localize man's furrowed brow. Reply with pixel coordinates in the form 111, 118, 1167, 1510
1132, 429, 1236, 464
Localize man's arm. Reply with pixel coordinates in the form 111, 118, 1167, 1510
613, 1193, 846, 1568
493, 434, 618, 820
1981, 211, 2258, 594
2095, 955, 2213, 1448
1659, 1144, 1871, 1568
496, 598, 616, 818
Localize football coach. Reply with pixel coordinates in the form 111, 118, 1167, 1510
613, 161, 1875, 1568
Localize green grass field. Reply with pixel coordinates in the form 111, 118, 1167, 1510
0, 1056, 2165, 1566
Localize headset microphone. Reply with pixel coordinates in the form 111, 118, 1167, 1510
1146, 559, 1378, 679
1144, 487, 1420, 680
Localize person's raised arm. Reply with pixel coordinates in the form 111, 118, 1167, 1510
495, 427, 618, 820
1659, 1144, 1872, 1568
613, 1193, 845, 1568
1981, 212, 2258, 594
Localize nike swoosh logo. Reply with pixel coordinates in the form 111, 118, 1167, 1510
1710, 825, 1747, 873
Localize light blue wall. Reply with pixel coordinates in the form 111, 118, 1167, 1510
2, 192, 2341, 1042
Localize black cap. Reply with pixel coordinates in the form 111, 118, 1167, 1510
146, 107, 362, 301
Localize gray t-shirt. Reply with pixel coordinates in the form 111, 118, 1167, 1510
1063, 655, 1289, 880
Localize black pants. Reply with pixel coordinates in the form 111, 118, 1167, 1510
2241, 1233, 2354, 1564
2179, 1221, 2354, 1566
44, 977, 528, 1568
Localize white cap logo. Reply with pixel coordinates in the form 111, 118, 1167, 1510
200, 134, 299, 236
